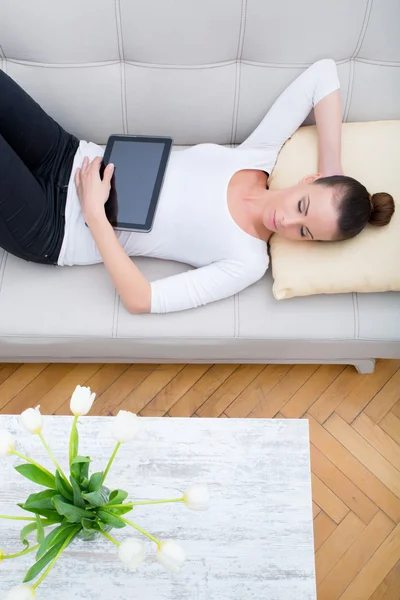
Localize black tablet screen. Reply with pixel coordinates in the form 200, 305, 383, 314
104, 138, 169, 229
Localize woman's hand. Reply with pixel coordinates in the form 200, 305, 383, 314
75, 156, 114, 221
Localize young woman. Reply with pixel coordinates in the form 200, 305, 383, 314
0, 59, 394, 314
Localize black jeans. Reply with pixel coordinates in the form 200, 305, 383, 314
0, 68, 79, 264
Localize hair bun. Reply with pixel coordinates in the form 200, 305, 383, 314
369, 192, 395, 227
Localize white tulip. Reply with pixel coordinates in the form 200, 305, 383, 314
20, 406, 43, 435
183, 483, 210, 511
0, 430, 15, 457
4, 584, 35, 599
111, 411, 140, 443
70, 384, 96, 416
156, 540, 186, 573
118, 538, 145, 571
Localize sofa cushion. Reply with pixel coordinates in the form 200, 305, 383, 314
0, 254, 235, 339
238, 270, 356, 339
269, 120, 399, 299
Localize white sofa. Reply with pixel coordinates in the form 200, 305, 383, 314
0, 0, 399, 373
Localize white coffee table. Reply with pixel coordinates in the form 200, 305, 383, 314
0, 415, 315, 599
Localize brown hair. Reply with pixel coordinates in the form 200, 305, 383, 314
369, 192, 395, 226
313, 175, 395, 240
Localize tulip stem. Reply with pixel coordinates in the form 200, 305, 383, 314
101, 442, 121, 486
107, 512, 161, 546
106, 498, 184, 509
3, 544, 40, 559
38, 433, 70, 488
13, 450, 55, 480
31, 527, 79, 590
133, 498, 184, 506
99, 530, 120, 546
103, 503, 133, 512
0, 514, 36, 521
69, 415, 79, 467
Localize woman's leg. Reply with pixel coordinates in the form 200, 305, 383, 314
0, 68, 69, 176
0, 68, 79, 263
0, 134, 55, 262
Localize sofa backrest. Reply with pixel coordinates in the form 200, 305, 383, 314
0, 0, 399, 146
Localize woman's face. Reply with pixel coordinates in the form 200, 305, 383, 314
263, 175, 340, 241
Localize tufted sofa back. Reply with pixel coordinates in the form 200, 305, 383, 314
1, 0, 399, 147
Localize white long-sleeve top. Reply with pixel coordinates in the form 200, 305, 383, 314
58, 59, 340, 313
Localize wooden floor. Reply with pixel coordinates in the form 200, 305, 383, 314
0, 359, 400, 599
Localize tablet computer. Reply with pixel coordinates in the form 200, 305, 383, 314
101, 134, 173, 232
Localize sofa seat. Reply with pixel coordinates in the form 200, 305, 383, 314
1, 247, 399, 372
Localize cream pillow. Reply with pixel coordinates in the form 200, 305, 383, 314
268, 120, 399, 300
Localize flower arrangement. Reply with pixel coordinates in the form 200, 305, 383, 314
0, 386, 210, 599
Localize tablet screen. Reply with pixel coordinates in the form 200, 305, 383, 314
103, 136, 172, 231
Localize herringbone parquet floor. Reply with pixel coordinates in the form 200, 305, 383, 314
1, 359, 400, 599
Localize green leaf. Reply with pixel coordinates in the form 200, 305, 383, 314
81, 462, 90, 483
23, 541, 64, 583
17, 505, 64, 522
17, 504, 64, 522
80, 519, 103, 540
71, 456, 91, 465
69, 421, 79, 467
80, 477, 89, 490
107, 504, 133, 516
20, 522, 39, 548
14, 464, 56, 489
20, 519, 59, 549
69, 476, 86, 509
55, 470, 73, 502
45, 515, 65, 524
36, 514, 45, 544
81, 518, 99, 531
52, 496, 94, 523
23, 527, 79, 584
82, 489, 109, 508
71, 456, 91, 483
107, 490, 129, 505
70, 462, 81, 482
88, 472, 104, 492
97, 509, 126, 529
36, 523, 77, 560
23, 489, 59, 511
98, 520, 110, 531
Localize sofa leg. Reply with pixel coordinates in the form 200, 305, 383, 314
354, 359, 376, 374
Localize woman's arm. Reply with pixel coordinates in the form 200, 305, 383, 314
85, 212, 151, 314
75, 157, 151, 314
314, 89, 343, 176
238, 59, 342, 174
150, 258, 268, 313
87, 221, 267, 313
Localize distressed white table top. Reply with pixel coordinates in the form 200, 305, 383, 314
0, 415, 315, 600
